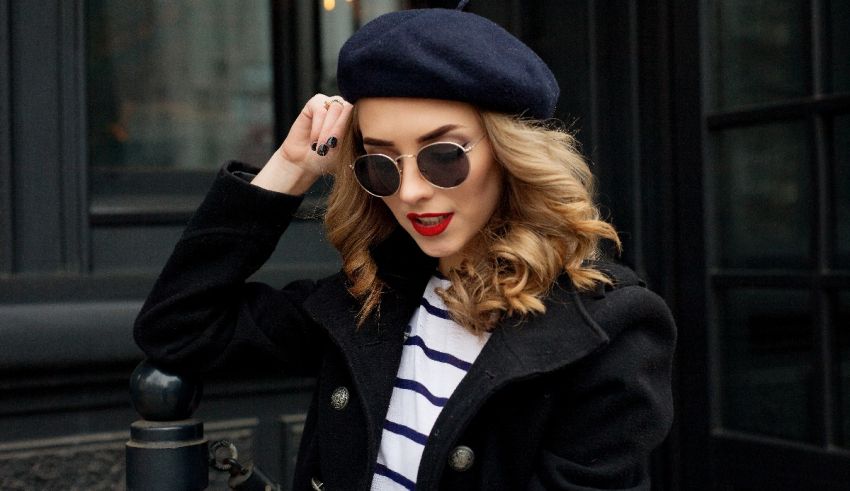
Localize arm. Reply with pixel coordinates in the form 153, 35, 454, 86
134, 94, 354, 375
133, 162, 322, 375
529, 287, 676, 490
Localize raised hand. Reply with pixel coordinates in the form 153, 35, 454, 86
252, 94, 354, 195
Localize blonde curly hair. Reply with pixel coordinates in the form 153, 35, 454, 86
325, 106, 620, 332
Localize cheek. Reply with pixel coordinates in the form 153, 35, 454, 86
380, 196, 406, 222
480, 184, 502, 224
475, 163, 504, 216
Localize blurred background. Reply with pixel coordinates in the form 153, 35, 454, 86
1, 0, 848, 489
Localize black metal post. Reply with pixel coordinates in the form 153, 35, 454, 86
126, 360, 209, 491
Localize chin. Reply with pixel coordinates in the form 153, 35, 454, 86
410, 237, 458, 260
416, 244, 455, 259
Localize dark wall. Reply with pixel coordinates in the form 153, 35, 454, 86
0, 1, 335, 487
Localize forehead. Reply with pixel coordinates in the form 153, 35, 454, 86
357, 98, 481, 138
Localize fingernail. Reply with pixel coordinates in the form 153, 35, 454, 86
317, 144, 329, 156
326, 136, 338, 148
310, 141, 318, 151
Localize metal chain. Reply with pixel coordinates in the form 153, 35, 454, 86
209, 439, 248, 475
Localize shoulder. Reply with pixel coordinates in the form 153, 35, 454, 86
571, 261, 676, 345
593, 260, 646, 289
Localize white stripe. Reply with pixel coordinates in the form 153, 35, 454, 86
412, 316, 488, 369
384, 386, 443, 436
376, 428, 423, 484
424, 276, 451, 300
371, 473, 404, 491
396, 346, 467, 399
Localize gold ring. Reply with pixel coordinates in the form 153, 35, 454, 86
323, 98, 344, 110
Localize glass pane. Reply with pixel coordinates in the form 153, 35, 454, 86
317, 0, 407, 94
713, 0, 809, 109
832, 0, 850, 92
719, 288, 815, 442
838, 292, 850, 447
836, 115, 850, 267
86, 0, 274, 177
714, 122, 812, 268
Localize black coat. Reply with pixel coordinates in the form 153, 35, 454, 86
135, 162, 676, 490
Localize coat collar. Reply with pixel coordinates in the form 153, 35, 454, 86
371, 227, 438, 297
366, 228, 611, 373
302, 229, 610, 485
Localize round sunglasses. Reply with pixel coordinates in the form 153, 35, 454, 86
350, 135, 485, 197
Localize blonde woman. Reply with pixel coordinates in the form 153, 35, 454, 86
135, 5, 675, 490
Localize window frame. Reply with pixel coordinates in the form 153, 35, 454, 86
84, 0, 300, 229
699, 0, 850, 485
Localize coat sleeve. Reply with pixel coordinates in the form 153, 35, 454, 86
528, 286, 676, 490
134, 161, 327, 376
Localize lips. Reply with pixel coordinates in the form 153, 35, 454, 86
407, 212, 454, 236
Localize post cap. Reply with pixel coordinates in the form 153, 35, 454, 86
129, 360, 202, 421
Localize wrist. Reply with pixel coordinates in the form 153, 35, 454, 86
251, 151, 320, 195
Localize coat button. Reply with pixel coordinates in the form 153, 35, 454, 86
448, 445, 474, 472
330, 386, 349, 410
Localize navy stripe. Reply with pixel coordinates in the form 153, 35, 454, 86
405, 335, 473, 371
433, 270, 448, 280
394, 378, 449, 406
374, 462, 415, 490
420, 297, 451, 320
384, 420, 428, 446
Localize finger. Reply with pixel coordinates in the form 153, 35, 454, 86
280, 93, 326, 148
315, 98, 349, 157
278, 94, 332, 166
326, 100, 354, 151
308, 96, 332, 152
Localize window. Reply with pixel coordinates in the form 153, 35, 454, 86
86, 0, 276, 216
82, 0, 410, 279
705, 0, 850, 450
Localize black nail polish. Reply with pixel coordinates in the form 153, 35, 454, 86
326, 136, 338, 148
317, 144, 329, 156
310, 142, 318, 151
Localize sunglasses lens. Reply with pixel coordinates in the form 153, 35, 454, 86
418, 143, 470, 188
353, 155, 400, 197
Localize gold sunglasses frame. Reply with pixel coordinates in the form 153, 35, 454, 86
349, 135, 486, 197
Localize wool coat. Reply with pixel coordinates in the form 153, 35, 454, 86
134, 162, 676, 491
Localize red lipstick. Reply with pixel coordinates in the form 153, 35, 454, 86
407, 212, 453, 236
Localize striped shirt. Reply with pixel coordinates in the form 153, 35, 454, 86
371, 275, 491, 490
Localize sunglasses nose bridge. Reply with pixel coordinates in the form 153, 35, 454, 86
393, 153, 418, 178
394, 154, 416, 163
395, 154, 436, 203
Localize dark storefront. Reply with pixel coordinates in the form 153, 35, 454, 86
1, 1, 849, 489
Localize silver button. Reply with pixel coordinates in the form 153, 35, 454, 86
330, 386, 349, 410
448, 445, 475, 472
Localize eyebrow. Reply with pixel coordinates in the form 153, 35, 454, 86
361, 124, 466, 147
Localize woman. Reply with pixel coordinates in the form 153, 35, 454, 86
135, 4, 675, 490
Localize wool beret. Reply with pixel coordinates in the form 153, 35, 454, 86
337, 8, 560, 120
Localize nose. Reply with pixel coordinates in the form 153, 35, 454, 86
396, 156, 434, 204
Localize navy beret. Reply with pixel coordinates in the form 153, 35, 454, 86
337, 8, 559, 120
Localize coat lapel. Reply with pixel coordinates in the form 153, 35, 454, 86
301, 228, 436, 464
302, 278, 412, 454
416, 279, 611, 487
